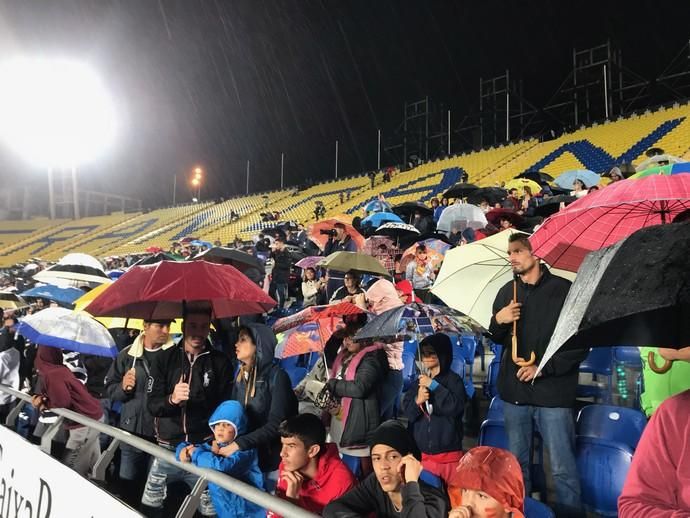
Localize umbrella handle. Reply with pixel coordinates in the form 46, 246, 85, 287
515, 351, 536, 367
648, 351, 672, 374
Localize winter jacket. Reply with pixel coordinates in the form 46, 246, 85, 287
402, 334, 465, 454
324, 235, 357, 255
0, 347, 20, 405
104, 334, 175, 437
271, 248, 292, 284
327, 345, 387, 448
147, 342, 234, 445
269, 443, 357, 517
323, 472, 449, 518
33, 346, 103, 429
231, 323, 298, 472
489, 266, 587, 408
176, 401, 264, 518
618, 390, 690, 517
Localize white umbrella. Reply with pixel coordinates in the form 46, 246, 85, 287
436, 203, 488, 235
431, 229, 575, 329
17, 307, 117, 357
636, 154, 682, 171
33, 252, 110, 288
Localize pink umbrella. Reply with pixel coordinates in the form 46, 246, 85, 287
530, 174, 690, 272
295, 256, 323, 270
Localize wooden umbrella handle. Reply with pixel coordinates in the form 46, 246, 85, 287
648, 351, 672, 374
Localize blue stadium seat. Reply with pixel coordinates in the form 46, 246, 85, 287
418, 470, 443, 489
450, 357, 466, 380
576, 437, 633, 517
487, 396, 504, 421
403, 339, 418, 357
285, 367, 307, 389
401, 351, 417, 392
483, 358, 500, 400
478, 419, 509, 450
524, 497, 555, 518
341, 453, 361, 478
612, 346, 641, 368
576, 404, 646, 451
577, 347, 613, 403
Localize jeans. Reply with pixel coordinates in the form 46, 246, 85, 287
503, 402, 584, 518
120, 442, 152, 481
63, 421, 103, 477
270, 282, 288, 308
141, 443, 215, 516
379, 369, 403, 420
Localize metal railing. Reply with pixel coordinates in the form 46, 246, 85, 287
0, 384, 318, 518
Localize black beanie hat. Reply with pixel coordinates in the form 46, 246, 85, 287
369, 420, 421, 460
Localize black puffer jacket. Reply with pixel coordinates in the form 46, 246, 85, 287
327, 346, 388, 448
402, 334, 465, 454
147, 342, 234, 445
231, 323, 298, 472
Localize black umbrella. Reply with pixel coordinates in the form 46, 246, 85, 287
442, 182, 479, 199
515, 171, 554, 184
192, 247, 264, 273
392, 202, 434, 220
536, 222, 690, 375
466, 187, 507, 206
131, 252, 178, 267
375, 222, 420, 241
533, 195, 577, 218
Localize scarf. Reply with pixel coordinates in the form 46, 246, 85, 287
330, 343, 383, 425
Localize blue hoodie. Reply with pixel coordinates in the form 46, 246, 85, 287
176, 400, 265, 518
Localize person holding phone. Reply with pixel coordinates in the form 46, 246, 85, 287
324, 420, 449, 518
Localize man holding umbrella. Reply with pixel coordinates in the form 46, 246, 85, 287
104, 318, 175, 507
141, 308, 234, 516
489, 233, 586, 518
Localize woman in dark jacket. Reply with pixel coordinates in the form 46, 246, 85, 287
402, 333, 465, 485
228, 323, 298, 477
326, 326, 387, 465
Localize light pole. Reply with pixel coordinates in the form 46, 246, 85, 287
192, 166, 203, 201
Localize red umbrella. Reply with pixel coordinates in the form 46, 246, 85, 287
485, 208, 524, 227
530, 174, 690, 272
86, 260, 276, 319
272, 302, 366, 334
145, 246, 163, 254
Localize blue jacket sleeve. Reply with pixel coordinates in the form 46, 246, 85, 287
192, 447, 256, 476
175, 441, 193, 461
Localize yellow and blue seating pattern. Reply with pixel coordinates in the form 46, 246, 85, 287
1, 102, 688, 266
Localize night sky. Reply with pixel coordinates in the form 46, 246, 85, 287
0, 0, 686, 208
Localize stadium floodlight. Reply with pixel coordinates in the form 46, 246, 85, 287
0, 57, 117, 167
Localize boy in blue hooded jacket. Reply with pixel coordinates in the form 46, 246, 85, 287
176, 400, 264, 518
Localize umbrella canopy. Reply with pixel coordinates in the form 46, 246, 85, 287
504, 178, 542, 195
629, 162, 690, 179
533, 195, 577, 218
145, 246, 163, 254
374, 222, 420, 240
466, 187, 508, 206
132, 252, 180, 267
354, 303, 484, 341
85, 260, 276, 320
485, 208, 524, 227
364, 199, 392, 213
73, 283, 183, 333
21, 285, 84, 306
294, 256, 324, 270
553, 169, 600, 190
320, 251, 390, 277
361, 211, 403, 228
0, 291, 28, 310
273, 302, 366, 334
192, 247, 264, 273
442, 182, 479, 199
18, 307, 118, 358
400, 238, 451, 272
515, 171, 554, 183
308, 218, 364, 251
392, 202, 434, 220
635, 154, 683, 171
34, 252, 110, 288
536, 222, 690, 376
190, 240, 213, 249
437, 203, 488, 234
431, 229, 576, 329
530, 174, 690, 272
362, 236, 395, 256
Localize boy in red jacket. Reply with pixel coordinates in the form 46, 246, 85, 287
268, 413, 356, 517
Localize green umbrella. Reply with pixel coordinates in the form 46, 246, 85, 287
629, 162, 690, 179
320, 251, 390, 277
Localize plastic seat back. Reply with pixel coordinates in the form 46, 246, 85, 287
577, 404, 646, 451
478, 419, 509, 450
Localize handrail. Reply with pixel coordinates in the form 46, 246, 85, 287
0, 384, 318, 518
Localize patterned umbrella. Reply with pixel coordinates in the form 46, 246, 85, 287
628, 162, 690, 179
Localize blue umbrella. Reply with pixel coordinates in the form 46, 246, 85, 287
21, 285, 85, 306
361, 211, 403, 228
554, 169, 601, 190
18, 307, 118, 358
190, 240, 214, 249
364, 200, 392, 213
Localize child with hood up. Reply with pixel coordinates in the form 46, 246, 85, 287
176, 400, 265, 518
402, 333, 465, 485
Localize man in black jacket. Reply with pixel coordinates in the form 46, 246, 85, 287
104, 319, 174, 507
269, 237, 291, 309
489, 233, 586, 518
140, 309, 234, 516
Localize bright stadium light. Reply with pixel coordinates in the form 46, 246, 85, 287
0, 57, 117, 168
